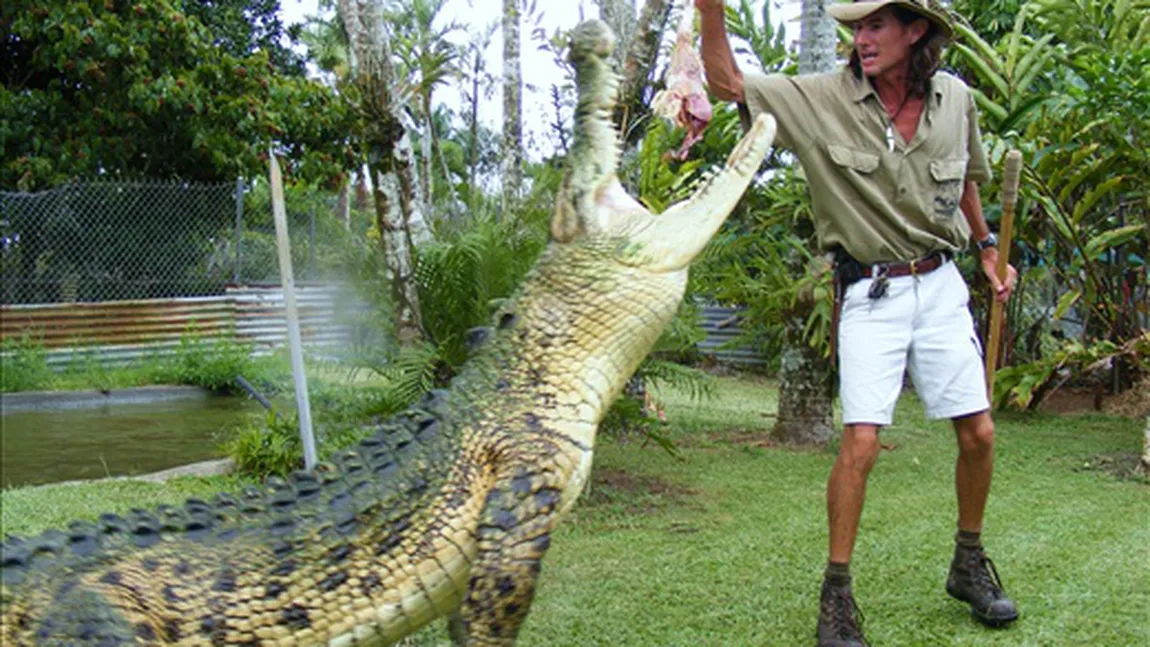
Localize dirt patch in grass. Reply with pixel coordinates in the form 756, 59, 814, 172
1037, 386, 1105, 414
1073, 452, 1149, 484
710, 429, 774, 448
584, 468, 698, 514
1034, 376, 1149, 418
669, 428, 774, 450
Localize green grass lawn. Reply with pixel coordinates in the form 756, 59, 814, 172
2, 374, 1146, 646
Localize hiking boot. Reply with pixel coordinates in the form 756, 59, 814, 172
816, 581, 868, 646
946, 544, 1020, 627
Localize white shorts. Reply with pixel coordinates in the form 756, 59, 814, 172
837, 259, 989, 426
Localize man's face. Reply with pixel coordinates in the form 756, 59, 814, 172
852, 7, 928, 78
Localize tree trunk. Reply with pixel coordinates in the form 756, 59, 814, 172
771, 0, 838, 446
420, 92, 434, 214
337, 0, 426, 342
469, 61, 480, 210
773, 288, 835, 445
799, 0, 838, 75
614, 0, 673, 142
596, 0, 637, 70
501, 0, 523, 216
373, 167, 424, 344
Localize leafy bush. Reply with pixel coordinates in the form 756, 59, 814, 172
414, 212, 550, 374
147, 335, 265, 393
993, 332, 1150, 410
224, 411, 306, 479
0, 334, 55, 392
221, 360, 429, 479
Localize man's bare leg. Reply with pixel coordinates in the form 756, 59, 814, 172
827, 423, 882, 563
817, 423, 882, 647
947, 410, 1019, 627
953, 411, 995, 532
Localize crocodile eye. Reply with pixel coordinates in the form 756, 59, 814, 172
498, 312, 518, 329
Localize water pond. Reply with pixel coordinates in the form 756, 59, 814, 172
1, 395, 263, 488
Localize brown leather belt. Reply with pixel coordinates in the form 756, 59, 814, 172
859, 250, 951, 278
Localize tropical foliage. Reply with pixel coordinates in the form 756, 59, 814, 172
3, 0, 1146, 464
949, 0, 1149, 406
1, 0, 356, 190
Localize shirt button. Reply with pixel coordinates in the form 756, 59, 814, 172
899, 187, 908, 194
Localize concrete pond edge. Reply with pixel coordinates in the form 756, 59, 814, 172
1, 385, 215, 413
46, 458, 238, 488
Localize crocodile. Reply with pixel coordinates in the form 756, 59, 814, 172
0, 20, 776, 646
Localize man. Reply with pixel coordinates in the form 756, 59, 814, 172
695, 0, 1020, 644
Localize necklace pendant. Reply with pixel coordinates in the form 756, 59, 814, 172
885, 123, 895, 152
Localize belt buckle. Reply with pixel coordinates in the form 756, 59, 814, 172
909, 258, 918, 275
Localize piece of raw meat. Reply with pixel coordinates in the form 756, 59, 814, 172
650, 0, 713, 160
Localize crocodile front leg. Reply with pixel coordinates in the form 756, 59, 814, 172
453, 448, 570, 645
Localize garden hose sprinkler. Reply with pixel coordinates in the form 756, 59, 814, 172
985, 150, 1023, 398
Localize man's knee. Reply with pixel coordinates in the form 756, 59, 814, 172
838, 424, 881, 472
955, 413, 995, 456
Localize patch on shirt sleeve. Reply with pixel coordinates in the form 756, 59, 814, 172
929, 159, 967, 220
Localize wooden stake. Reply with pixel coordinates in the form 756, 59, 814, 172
985, 150, 1023, 398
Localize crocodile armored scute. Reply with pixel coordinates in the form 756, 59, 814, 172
1, 19, 776, 647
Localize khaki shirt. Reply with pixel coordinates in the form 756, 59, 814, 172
741, 69, 991, 264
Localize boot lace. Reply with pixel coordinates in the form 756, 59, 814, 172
966, 548, 1008, 599
825, 585, 867, 642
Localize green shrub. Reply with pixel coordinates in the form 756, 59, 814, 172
0, 334, 55, 392
147, 335, 262, 392
223, 411, 308, 479
221, 378, 411, 479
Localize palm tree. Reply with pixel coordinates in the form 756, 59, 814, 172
501, 0, 524, 215
335, 0, 427, 343
799, 0, 838, 75
388, 0, 462, 215
455, 19, 499, 211
769, 0, 839, 446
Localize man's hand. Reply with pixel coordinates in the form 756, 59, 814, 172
980, 247, 1017, 303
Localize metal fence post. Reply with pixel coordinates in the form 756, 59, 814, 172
233, 177, 245, 285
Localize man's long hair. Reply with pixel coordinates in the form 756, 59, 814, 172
848, 7, 947, 97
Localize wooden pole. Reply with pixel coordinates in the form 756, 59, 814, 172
269, 152, 318, 470
985, 150, 1023, 398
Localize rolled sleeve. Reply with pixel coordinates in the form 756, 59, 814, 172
740, 72, 815, 152
964, 93, 992, 184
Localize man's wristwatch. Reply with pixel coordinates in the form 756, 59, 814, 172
976, 232, 998, 251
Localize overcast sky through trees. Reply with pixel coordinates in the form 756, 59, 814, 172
279, 0, 802, 160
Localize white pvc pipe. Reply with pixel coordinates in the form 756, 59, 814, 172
268, 153, 318, 470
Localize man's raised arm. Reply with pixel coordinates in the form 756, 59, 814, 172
696, 0, 745, 103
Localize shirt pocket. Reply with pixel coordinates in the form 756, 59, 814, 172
828, 144, 880, 174
928, 158, 967, 222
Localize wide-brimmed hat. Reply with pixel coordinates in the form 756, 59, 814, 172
827, 0, 954, 39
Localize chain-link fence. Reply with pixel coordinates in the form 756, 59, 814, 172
0, 179, 351, 305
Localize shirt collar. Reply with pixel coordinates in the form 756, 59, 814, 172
849, 71, 875, 104
848, 71, 945, 117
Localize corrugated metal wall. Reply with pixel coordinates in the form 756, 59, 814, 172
697, 305, 765, 366
2, 292, 762, 369
0, 284, 364, 368
230, 285, 360, 351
